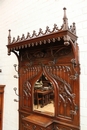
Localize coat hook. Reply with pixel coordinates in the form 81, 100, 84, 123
0, 69, 2, 73
13, 87, 19, 102
13, 87, 19, 96
13, 64, 19, 78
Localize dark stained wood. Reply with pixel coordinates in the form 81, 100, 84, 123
7, 30, 77, 55
23, 114, 53, 127
7, 8, 80, 130
0, 85, 5, 130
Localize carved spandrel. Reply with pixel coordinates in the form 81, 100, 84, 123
44, 65, 78, 118
20, 46, 72, 64
23, 66, 42, 80
46, 65, 71, 81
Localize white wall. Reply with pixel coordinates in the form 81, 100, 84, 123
0, 0, 87, 130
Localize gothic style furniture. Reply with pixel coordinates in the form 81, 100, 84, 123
0, 85, 5, 130
7, 8, 80, 130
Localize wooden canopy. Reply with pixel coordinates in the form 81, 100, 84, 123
7, 8, 77, 59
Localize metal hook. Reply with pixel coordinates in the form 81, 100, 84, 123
13, 87, 19, 102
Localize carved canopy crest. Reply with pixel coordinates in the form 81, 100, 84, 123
7, 8, 78, 63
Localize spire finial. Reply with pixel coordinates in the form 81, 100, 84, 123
63, 7, 67, 19
63, 7, 68, 30
8, 29, 11, 44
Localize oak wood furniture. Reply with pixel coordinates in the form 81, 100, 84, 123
0, 85, 5, 130
36, 89, 53, 107
23, 114, 53, 130
7, 8, 80, 130
34, 89, 42, 109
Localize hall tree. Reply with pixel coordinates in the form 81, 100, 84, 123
7, 8, 80, 130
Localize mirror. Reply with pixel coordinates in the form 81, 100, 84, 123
33, 74, 54, 116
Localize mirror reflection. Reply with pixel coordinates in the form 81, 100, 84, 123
33, 74, 54, 116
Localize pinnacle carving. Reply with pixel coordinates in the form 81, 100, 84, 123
8, 8, 76, 46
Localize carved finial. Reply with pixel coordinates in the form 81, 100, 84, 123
32, 30, 37, 37
16, 36, 20, 42
21, 34, 25, 40
38, 28, 43, 35
72, 22, 76, 34
69, 22, 76, 34
12, 37, 16, 43
70, 25, 72, 32
8, 29, 11, 44
63, 7, 68, 30
26, 32, 31, 39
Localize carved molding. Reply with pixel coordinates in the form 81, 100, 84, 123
20, 46, 72, 64
8, 8, 76, 45
7, 8, 77, 56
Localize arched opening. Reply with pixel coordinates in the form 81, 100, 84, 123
33, 74, 55, 116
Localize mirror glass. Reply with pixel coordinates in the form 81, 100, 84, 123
33, 74, 54, 116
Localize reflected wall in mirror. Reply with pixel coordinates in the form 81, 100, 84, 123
33, 74, 54, 116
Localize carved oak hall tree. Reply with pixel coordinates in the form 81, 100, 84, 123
7, 8, 80, 130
